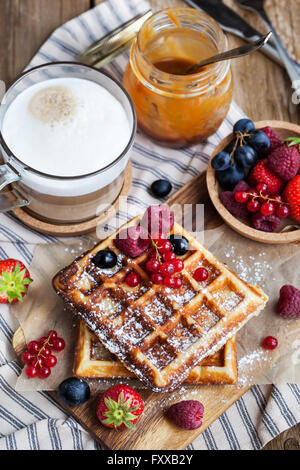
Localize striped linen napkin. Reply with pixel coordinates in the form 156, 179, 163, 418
0, 0, 299, 451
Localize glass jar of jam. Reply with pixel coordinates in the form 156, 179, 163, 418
123, 7, 233, 148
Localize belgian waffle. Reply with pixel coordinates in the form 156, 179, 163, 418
53, 216, 268, 392
74, 320, 238, 385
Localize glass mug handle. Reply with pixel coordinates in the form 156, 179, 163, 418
0, 162, 29, 212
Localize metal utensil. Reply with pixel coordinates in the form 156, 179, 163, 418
235, 0, 300, 103
77, 9, 152, 68
185, 32, 272, 74
184, 0, 300, 73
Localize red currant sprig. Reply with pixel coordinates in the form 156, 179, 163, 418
143, 234, 184, 288
23, 329, 65, 379
234, 184, 299, 219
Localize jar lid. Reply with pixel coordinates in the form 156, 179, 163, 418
77, 9, 152, 68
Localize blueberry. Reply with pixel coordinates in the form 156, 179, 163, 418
211, 151, 231, 171
216, 164, 245, 190
234, 145, 258, 169
247, 130, 270, 155
233, 118, 255, 135
151, 179, 172, 198
92, 249, 117, 269
168, 234, 189, 256
58, 378, 90, 407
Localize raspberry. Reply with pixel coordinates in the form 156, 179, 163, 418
141, 205, 174, 237
251, 213, 281, 232
278, 285, 300, 319
267, 145, 300, 181
220, 191, 249, 219
261, 126, 282, 154
115, 226, 150, 258
248, 159, 284, 195
166, 400, 204, 430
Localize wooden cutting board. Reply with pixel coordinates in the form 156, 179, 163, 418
12, 170, 251, 450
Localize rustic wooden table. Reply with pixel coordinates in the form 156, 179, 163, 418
0, 0, 299, 451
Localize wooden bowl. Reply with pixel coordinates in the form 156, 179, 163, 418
206, 120, 300, 244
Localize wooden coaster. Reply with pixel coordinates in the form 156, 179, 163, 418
12, 162, 132, 237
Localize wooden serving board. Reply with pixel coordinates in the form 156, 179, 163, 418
13, 171, 251, 450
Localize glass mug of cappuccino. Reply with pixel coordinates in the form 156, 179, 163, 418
0, 62, 136, 224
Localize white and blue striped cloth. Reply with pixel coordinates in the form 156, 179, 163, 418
0, 0, 299, 450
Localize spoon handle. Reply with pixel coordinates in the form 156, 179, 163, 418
186, 32, 271, 74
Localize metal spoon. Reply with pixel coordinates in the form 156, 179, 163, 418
185, 32, 272, 74
235, 0, 300, 104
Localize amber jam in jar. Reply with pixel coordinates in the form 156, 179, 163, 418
123, 7, 233, 148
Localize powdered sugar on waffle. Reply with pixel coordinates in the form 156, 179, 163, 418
164, 285, 197, 306
144, 297, 173, 325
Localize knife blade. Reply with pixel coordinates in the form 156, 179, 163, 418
184, 0, 300, 73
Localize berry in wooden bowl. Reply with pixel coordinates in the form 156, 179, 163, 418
206, 120, 300, 244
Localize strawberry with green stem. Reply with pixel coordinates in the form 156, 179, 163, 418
0, 259, 32, 303
97, 384, 144, 430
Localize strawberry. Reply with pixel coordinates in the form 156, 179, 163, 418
248, 159, 284, 195
283, 175, 300, 223
96, 384, 144, 430
0, 259, 32, 303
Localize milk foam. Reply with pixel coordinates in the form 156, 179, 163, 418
2, 78, 131, 177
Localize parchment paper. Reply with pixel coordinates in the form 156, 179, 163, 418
12, 224, 300, 392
